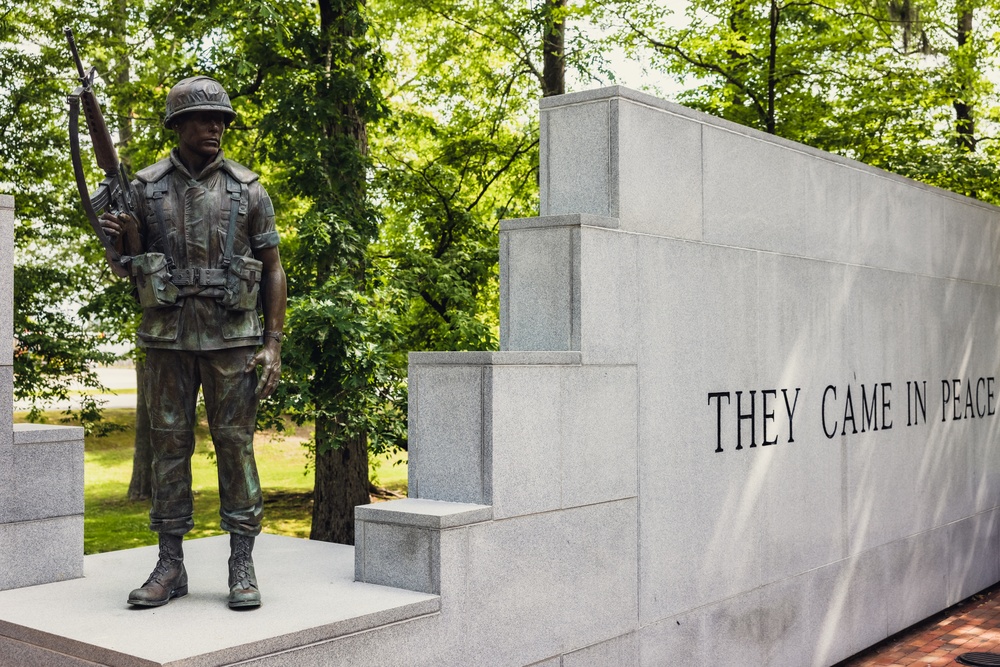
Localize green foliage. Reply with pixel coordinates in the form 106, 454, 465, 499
596, 0, 1000, 202
14, 0, 1000, 503
2, 2, 135, 431
367, 0, 596, 353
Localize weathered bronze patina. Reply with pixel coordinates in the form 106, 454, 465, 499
98, 76, 287, 611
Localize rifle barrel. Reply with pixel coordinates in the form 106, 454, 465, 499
64, 28, 86, 81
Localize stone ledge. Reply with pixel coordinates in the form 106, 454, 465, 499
500, 214, 619, 232
13, 424, 85, 445
539, 86, 1000, 213
409, 351, 582, 366
355, 499, 492, 529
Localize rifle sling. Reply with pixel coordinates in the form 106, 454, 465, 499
147, 179, 175, 271
222, 173, 246, 269
68, 91, 123, 263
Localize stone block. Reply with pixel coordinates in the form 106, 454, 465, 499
702, 124, 854, 265
578, 226, 638, 365
458, 499, 638, 667
5, 425, 84, 522
940, 197, 1000, 285
639, 549, 889, 667
0, 369, 10, 526
563, 632, 638, 667
355, 499, 491, 595
0, 637, 98, 667
500, 218, 638, 363
945, 510, 1000, 606
558, 500, 638, 651
0, 516, 83, 591
853, 171, 944, 277
408, 363, 487, 504
883, 526, 949, 635
559, 365, 637, 509
500, 224, 578, 351
0, 365, 11, 433
360, 521, 439, 594
409, 351, 598, 517
0, 194, 12, 367
541, 98, 613, 218
804, 547, 891, 666
616, 98, 702, 239
488, 364, 563, 517
637, 238, 764, 622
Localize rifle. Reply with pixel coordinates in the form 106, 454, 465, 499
64, 27, 142, 268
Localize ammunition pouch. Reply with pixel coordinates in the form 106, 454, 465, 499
220, 255, 263, 312
130, 253, 179, 309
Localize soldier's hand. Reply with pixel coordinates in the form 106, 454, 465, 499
99, 211, 128, 240
246, 340, 281, 398
104, 248, 130, 278
99, 212, 134, 278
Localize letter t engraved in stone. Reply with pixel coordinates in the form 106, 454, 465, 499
708, 392, 731, 453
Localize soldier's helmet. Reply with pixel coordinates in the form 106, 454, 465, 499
163, 76, 236, 128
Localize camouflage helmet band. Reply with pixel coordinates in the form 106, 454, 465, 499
164, 76, 236, 128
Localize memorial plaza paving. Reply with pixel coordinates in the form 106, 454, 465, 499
840, 583, 1000, 666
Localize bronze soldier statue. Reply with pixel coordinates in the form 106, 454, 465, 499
100, 76, 287, 610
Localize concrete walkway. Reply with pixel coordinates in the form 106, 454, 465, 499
0, 534, 439, 666
839, 583, 1000, 666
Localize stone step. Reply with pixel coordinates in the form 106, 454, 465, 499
0, 533, 439, 666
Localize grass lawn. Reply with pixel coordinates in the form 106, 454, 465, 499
14, 408, 407, 554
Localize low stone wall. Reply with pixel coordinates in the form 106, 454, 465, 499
0, 196, 84, 591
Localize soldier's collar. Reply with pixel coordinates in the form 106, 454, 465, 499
169, 148, 226, 181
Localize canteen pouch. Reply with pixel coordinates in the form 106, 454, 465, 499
220, 255, 263, 311
130, 253, 179, 309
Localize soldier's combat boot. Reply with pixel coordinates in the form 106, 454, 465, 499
228, 533, 261, 609
127, 534, 187, 607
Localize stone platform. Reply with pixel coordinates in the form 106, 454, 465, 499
0, 534, 439, 666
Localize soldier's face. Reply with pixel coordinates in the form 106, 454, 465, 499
174, 111, 226, 158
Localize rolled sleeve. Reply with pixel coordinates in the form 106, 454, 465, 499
247, 184, 279, 250
251, 230, 280, 249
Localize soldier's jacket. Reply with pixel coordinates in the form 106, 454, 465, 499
131, 149, 279, 350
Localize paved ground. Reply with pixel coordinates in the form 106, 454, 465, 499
838, 583, 1000, 666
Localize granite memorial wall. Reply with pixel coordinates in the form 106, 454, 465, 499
394, 86, 1000, 664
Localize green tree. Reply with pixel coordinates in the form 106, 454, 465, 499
597, 0, 1000, 202
368, 0, 600, 358
2, 3, 141, 432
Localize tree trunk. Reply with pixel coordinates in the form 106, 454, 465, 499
127, 357, 152, 500
766, 0, 779, 134
307, 0, 374, 545
310, 416, 370, 544
954, 8, 976, 152
542, 0, 566, 97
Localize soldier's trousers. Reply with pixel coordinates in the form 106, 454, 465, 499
144, 347, 263, 537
